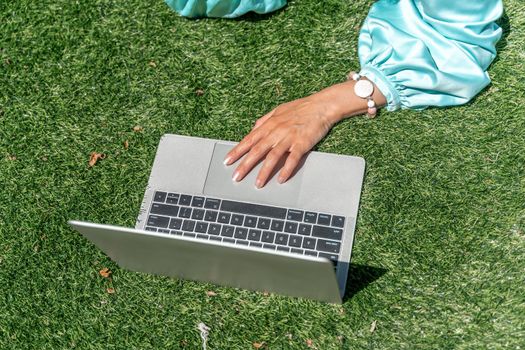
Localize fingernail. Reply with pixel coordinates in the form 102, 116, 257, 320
223, 156, 231, 165
232, 171, 240, 182
255, 179, 263, 188
278, 176, 285, 184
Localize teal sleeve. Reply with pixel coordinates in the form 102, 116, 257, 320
358, 0, 503, 111
165, 0, 287, 18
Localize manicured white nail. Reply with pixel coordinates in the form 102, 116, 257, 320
232, 171, 240, 182
223, 156, 231, 165
255, 179, 263, 188
277, 176, 285, 184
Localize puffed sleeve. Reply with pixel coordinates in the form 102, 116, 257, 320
165, 0, 287, 18
358, 0, 503, 111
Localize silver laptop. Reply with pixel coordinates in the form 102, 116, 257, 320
69, 134, 365, 303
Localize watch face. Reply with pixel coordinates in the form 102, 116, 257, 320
354, 80, 374, 98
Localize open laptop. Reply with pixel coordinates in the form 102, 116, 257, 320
69, 134, 365, 303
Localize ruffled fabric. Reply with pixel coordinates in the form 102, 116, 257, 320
358, 0, 503, 111
166, 0, 287, 18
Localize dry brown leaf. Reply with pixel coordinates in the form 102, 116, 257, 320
99, 267, 111, 278
89, 152, 106, 167
306, 339, 313, 348
106, 287, 115, 294
133, 125, 143, 132
206, 290, 217, 297
4, 58, 12, 65
253, 342, 265, 349
262, 291, 270, 297
195, 89, 204, 96
148, 60, 157, 68
7, 155, 16, 161
123, 140, 129, 150
370, 320, 377, 333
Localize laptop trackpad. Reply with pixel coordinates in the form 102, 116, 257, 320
203, 143, 304, 208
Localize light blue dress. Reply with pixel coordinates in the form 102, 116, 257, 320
166, 0, 503, 111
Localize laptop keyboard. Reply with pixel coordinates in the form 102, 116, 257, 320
144, 191, 347, 268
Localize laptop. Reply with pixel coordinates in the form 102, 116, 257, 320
69, 134, 365, 303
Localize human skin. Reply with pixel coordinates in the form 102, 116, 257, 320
223, 79, 387, 188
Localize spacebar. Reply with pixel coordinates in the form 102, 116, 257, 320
220, 200, 287, 220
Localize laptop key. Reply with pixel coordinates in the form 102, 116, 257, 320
317, 214, 331, 226
145, 226, 157, 232
277, 246, 290, 252
284, 221, 298, 234
298, 223, 312, 236
208, 223, 221, 235
183, 232, 196, 238
182, 220, 196, 232
157, 228, 170, 234
275, 233, 288, 246
220, 200, 286, 220
218, 212, 231, 224
261, 231, 275, 243
271, 220, 284, 232
179, 195, 192, 206
302, 237, 316, 250
290, 248, 304, 255
204, 210, 218, 222
151, 203, 179, 217
288, 235, 302, 247
248, 229, 262, 241
209, 236, 222, 241
263, 244, 276, 250
171, 230, 183, 235
244, 216, 257, 228
195, 222, 208, 233
221, 225, 234, 237
304, 250, 318, 257
153, 191, 167, 203
319, 252, 339, 265
196, 234, 208, 240
331, 215, 345, 228
234, 227, 248, 239
205, 198, 221, 210
166, 193, 179, 204
312, 225, 343, 241
223, 238, 235, 244
147, 215, 169, 228
304, 212, 317, 223
178, 207, 192, 218
191, 208, 205, 220
316, 239, 341, 254
250, 242, 263, 248
231, 214, 244, 226
191, 196, 205, 207
237, 240, 249, 246
257, 218, 271, 229
287, 209, 304, 222
169, 218, 182, 230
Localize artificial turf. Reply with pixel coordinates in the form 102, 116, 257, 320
1, 0, 524, 348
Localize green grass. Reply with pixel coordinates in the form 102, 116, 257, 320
1, 0, 524, 348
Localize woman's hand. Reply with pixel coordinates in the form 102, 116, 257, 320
223, 80, 385, 188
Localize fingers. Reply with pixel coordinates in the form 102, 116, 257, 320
224, 128, 265, 166
231, 138, 275, 183
254, 142, 290, 188
277, 150, 305, 184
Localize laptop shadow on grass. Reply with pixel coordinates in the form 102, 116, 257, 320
341, 263, 388, 301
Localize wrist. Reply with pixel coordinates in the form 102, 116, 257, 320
314, 79, 387, 124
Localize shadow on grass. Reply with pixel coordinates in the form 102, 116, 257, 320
342, 263, 387, 301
